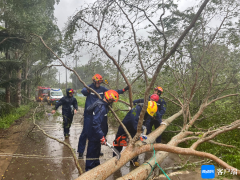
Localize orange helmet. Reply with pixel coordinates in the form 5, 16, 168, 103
92, 74, 103, 83
154, 86, 163, 93
105, 90, 119, 102
147, 101, 158, 117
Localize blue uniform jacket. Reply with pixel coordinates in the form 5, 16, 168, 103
133, 97, 166, 119
81, 83, 124, 115
55, 88, 78, 117
116, 105, 161, 137
86, 99, 109, 142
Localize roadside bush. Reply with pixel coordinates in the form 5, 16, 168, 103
0, 105, 30, 129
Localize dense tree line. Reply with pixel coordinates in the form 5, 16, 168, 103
0, 0, 61, 111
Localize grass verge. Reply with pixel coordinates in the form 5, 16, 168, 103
0, 105, 31, 129
75, 96, 86, 108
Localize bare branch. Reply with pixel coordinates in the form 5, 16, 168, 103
33, 104, 83, 174
164, 89, 183, 106
122, 0, 167, 56
207, 94, 239, 106
177, 136, 200, 143
116, 1, 148, 86
159, 0, 167, 56
118, 99, 130, 106
36, 64, 62, 75
191, 120, 240, 149
0, 37, 30, 45
208, 140, 238, 149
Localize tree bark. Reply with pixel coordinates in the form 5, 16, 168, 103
16, 68, 22, 107
27, 80, 31, 99
15, 51, 21, 107
24, 59, 28, 104
5, 71, 11, 103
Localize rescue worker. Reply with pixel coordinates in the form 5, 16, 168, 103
85, 90, 119, 171
133, 86, 166, 143
113, 100, 159, 167
77, 74, 129, 159
51, 88, 78, 138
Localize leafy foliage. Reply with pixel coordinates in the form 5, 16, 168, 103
0, 105, 30, 129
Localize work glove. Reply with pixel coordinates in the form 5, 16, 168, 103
123, 86, 129, 92
137, 103, 144, 107
141, 125, 146, 131
100, 136, 107, 145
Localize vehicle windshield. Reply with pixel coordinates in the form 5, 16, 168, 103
51, 92, 63, 96
43, 89, 49, 94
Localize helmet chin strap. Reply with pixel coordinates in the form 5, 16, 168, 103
106, 99, 113, 105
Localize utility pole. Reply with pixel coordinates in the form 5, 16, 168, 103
75, 58, 77, 91
65, 57, 67, 90
59, 71, 60, 88
116, 49, 121, 89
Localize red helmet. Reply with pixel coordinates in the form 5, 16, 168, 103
150, 94, 159, 102
154, 86, 163, 93
105, 90, 119, 102
92, 74, 103, 83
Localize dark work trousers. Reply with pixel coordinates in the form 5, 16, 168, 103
85, 141, 101, 171
63, 115, 73, 136
77, 114, 91, 153
150, 119, 162, 143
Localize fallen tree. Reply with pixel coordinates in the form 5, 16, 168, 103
32, 0, 240, 179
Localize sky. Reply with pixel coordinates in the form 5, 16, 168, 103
54, 0, 95, 84
53, 0, 199, 84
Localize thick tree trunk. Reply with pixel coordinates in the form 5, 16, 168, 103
16, 68, 22, 107
27, 81, 31, 99
5, 86, 10, 103
24, 59, 28, 103
5, 70, 11, 103
15, 51, 22, 107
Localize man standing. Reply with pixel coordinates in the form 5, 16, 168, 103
77, 74, 128, 159
85, 90, 119, 171
51, 88, 78, 138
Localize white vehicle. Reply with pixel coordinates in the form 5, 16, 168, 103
48, 88, 63, 104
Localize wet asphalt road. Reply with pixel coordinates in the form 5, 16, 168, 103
1, 104, 151, 180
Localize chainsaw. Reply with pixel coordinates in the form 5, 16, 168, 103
105, 142, 121, 160
113, 134, 129, 146
113, 126, 148, 147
